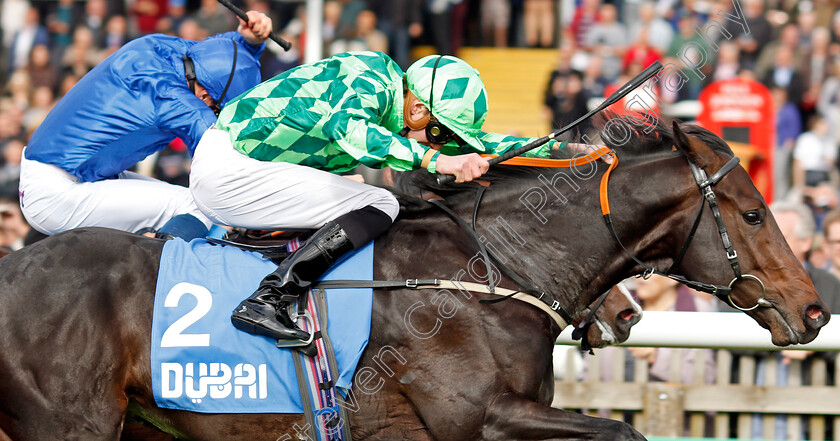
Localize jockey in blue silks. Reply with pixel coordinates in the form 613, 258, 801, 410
20, 11, 272, 240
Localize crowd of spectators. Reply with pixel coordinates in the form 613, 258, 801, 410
1, 0, 840, 293
544, 0, 840, 221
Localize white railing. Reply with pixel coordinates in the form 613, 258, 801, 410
552, 312, 840, 440
304, 0, 323, 63
557, 311, 840, 351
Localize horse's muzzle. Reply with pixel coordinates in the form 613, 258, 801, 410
614, 308, 642, 341
804, 302, 830, 332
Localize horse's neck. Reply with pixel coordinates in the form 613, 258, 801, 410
376, 156, 691, 319
468, 156, 693, 316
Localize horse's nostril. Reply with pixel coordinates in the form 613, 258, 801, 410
619, 309, 635, 321
806, 304, 825, 321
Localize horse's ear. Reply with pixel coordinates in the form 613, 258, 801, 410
672, 121, 714, 168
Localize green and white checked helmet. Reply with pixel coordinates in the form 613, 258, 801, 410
405, 55, 489, 151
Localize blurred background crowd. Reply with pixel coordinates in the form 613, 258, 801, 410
1, 0, 840, 293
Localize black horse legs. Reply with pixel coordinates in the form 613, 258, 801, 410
481, 393, 647, 440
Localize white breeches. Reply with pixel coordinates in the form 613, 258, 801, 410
189, 129, 399, 230
19, 151, 212, 235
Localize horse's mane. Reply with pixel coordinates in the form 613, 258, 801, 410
394, 115, 734, 205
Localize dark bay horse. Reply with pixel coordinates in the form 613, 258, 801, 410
113, 286, 642, 441
0, 121, 829, 440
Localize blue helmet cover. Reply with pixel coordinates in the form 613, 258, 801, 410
187, 38, 261, 108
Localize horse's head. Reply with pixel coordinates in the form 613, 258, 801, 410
572, 283, 642, 349
399, 119, 828, 346
635, 121, 829, 345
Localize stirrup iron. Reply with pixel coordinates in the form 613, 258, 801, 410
275, 310, 315, 348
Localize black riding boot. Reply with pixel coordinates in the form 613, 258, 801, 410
231, 221, 355, 341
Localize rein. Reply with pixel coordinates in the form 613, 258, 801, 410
600, 152, 772, 311
311, 149, 619, 332
421, 148, 619, 332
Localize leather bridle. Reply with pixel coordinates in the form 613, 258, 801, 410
600, 151, 773, 312
430, 145, 776, 336
337, 145, 773, 340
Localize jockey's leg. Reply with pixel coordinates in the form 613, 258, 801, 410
231, 206, 392, 340
189, 129, 399, 229
19, 154, 212, 236
189, 128, 400, 341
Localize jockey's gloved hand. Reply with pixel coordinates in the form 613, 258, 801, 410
435, 153, 489, 183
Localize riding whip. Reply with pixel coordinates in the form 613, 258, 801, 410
437, 60, 663, 184
216, 0, 292, 51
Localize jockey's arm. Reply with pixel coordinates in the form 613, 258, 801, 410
472, 131, 557, 158
157, 84, 217, 154
236, 10, 273, 46
409, 132, 553, 181
208, 23, 269, 60
469, 133, 611, 163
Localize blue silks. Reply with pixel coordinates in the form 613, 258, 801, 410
26, 33, 262, 183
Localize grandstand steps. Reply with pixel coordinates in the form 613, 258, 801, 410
412, 47, 559, 138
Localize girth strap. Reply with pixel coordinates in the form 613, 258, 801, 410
315, 279, 441, 289
313, 279, 569, 329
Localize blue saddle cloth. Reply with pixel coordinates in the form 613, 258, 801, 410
151, 239, 373, 413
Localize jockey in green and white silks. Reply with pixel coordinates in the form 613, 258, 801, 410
189, 51, 555, 342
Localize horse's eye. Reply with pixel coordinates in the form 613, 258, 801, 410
743, 210, 762, 225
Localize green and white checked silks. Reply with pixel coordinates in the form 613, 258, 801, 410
215, 51, 551, 173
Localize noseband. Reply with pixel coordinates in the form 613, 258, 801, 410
601, 152, 773, 312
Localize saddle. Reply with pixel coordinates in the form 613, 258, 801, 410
207, 228, 310, 264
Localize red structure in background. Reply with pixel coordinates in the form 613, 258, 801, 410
697, 78, 776, 203
604, 79, 661, 118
